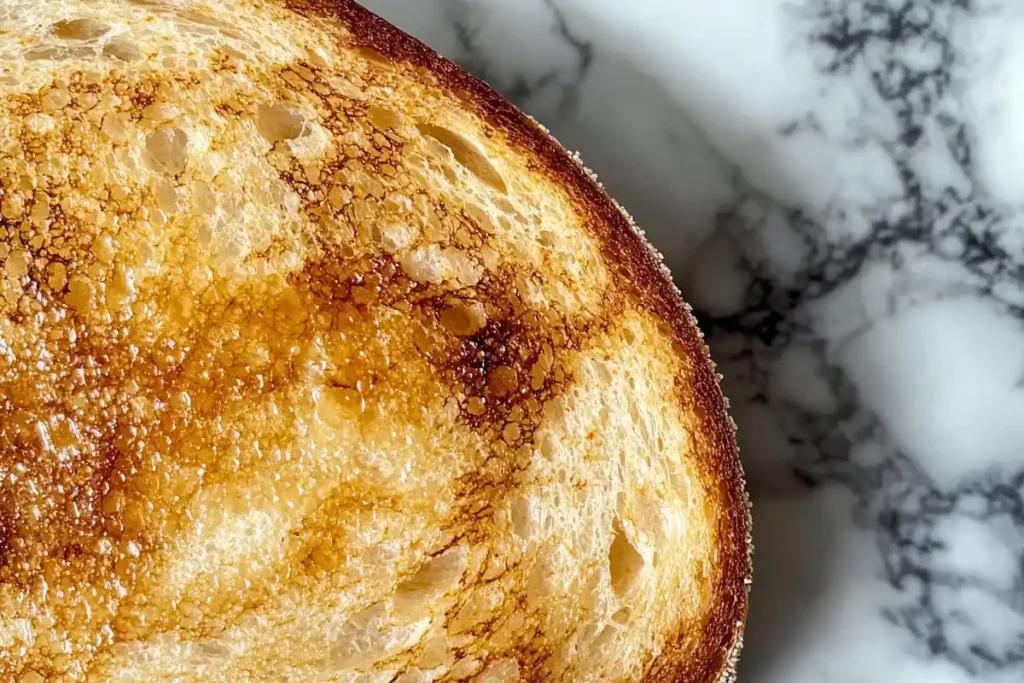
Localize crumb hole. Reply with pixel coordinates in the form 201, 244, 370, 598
41, 89, 71, 112
356, 46, 390, 64
193, 182, 217, 215
145, 127, 189, 175
487, 366, 519, 399
141, 102, 180, 122
510, 496, 532, 539
416, 123, 507, 193
393, 546, 468, 617
440, 302, 487, 337
53, 19, 111, 41
593, 625, 616, 652
101, 113, 127, 142
366, 105, 404, 131
25, 47, 65, 60
609, 520, 643, 597
104, 36, 143, 62
257, 103, 306, 143
153, 178, 178, 215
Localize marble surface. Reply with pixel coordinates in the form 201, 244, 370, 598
359, 1, 1024, 681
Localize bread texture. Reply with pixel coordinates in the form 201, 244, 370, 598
0, 1, 750, 680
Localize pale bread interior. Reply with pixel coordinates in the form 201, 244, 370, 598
0, 1, 733, 681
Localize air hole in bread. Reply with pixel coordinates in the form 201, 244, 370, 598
537, 230, 558, 248
25, 46, 92, 61
593, 624, 617, 654
101, 112, 128, 143
145, 126, 189, 175
103, 36, 143, 62
153, 178, 178, 215
510, 495, 532, 539
366, 105, 404, 132
41, 89, 72, 111
440, 301, 487, 337
53, 19, 111, 41
257, 103, 306, 143
415, 123, 507, 194
393, 546, 468, 618
192, 182, 217, 215
487, 365, 519, 399
609, 519, 643, 597
141, 102, 179, 122
356, 46, 390, 64
25, 47, 67, 61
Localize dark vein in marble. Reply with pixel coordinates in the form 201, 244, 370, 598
446, 0, 592, 115
694, 0, 1024, 672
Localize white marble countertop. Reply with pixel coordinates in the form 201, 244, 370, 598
360, 1, 1024, 681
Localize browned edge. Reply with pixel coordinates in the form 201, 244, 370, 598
278, 2, 752, 680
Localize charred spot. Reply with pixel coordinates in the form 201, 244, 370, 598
59, 540, 89, 563
440, 317, 531, 388
422, 301, 561, 437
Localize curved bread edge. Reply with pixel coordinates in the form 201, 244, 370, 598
283, 1, 752, 680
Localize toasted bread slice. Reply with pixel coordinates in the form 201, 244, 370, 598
0, 1, 749, 680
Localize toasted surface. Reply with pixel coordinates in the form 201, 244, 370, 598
0, 1, 749, 681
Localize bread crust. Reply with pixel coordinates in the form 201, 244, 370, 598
0, 1, 749, 678
280, 2, 751, 680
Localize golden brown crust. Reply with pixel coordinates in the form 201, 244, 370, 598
0, 1, 749, 679
282, 1, 751, 680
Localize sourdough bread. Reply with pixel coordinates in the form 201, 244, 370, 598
0, 1, 750, 680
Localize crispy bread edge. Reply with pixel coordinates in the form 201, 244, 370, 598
278, 2, 752, 680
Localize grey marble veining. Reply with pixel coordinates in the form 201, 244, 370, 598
361, 1, 1024, 681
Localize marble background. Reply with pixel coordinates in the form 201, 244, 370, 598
360, 1, 1024, 681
